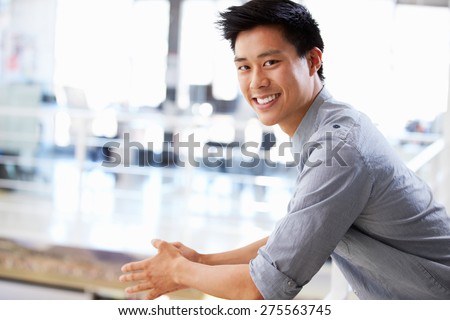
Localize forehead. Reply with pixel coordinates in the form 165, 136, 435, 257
235, 25, 296, 59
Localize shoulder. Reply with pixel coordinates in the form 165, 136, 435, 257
299, 98, 378, 176
311, 96, 385, 152
318, 98, 362, 134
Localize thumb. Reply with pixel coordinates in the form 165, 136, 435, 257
151, 238, 163, 249
171, 241, 183, 249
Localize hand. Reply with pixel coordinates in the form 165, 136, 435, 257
119, 239, 188, 299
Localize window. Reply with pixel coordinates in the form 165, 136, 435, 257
177, 0, 240, 109
304, 0, 449, 140
54, 0, 170, 109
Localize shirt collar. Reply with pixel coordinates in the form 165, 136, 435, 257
291, 86, 332, 153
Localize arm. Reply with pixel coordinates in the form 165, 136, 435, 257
249, 132, 373, 299
120, 239, 264, 300
198, 236, 268, 265
166, 236, 268, 265
176, 258, 263, 300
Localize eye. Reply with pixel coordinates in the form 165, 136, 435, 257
237, 65, 250, 71
263, 60, 279, 67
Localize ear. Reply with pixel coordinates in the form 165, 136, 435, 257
307, 47, 323, 76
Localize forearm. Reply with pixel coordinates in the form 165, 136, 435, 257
176, 259, 263, 300
119, 239, 265, 300
200, 236, 268, 265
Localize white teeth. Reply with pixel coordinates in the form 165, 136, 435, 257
256, 94, 278, 105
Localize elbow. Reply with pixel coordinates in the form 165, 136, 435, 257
246, 270, 264, 299
243, 285, 264, 300
234, 289, 263, 300
236, 281, 264, 300
252, 290, 264, 300
249, 282, 264, 299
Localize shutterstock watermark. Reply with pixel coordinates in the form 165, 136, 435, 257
101, 132, 348, 169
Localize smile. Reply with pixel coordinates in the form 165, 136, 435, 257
254, 93, 281, 105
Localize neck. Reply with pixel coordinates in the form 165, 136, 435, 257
283, 79, 324, 137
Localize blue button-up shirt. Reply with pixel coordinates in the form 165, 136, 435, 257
250, 87, 450, 299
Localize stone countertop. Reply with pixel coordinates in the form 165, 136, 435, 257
0, 237, 205, 299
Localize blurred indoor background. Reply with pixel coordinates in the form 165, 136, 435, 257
0, 0, 449, 299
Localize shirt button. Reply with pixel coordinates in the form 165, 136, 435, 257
333, 124, 340, 129
287, 280, 295, 287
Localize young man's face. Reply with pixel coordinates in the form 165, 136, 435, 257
234, 25, 322, 136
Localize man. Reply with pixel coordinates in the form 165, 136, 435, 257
119, 0, 450, 299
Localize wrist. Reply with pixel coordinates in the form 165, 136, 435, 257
172, 255, 189, 285
197, 253, 207, 265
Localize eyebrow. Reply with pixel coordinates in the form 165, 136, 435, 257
234, 49, 283, 62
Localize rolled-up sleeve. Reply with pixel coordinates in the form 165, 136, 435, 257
249, 127, 373, 299
250, 247, 302, 299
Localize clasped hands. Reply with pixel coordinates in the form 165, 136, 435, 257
119, 239, 199, 299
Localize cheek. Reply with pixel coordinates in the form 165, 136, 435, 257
285, 76, 303, 96
238, 77, 251, 98
238, 80, 246, 93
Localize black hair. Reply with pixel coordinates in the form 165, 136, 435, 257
216, 0, 325, 81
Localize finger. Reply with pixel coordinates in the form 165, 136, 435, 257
152, 239, 173, 253
171, 241, 183, 248
145, 290, 158, 300
119, 271, 148, 283
125, 282, 154, 294
151, 238, 163, 249
146, 289, 166, 300
121, 260, 147, 272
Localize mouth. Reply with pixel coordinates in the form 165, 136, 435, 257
252, 93, 281, 108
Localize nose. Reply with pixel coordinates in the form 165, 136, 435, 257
250, 68, 269, 89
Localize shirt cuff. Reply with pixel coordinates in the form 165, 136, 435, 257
249, 249, 302, 300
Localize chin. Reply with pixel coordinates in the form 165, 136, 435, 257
256, 115, 278, 127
